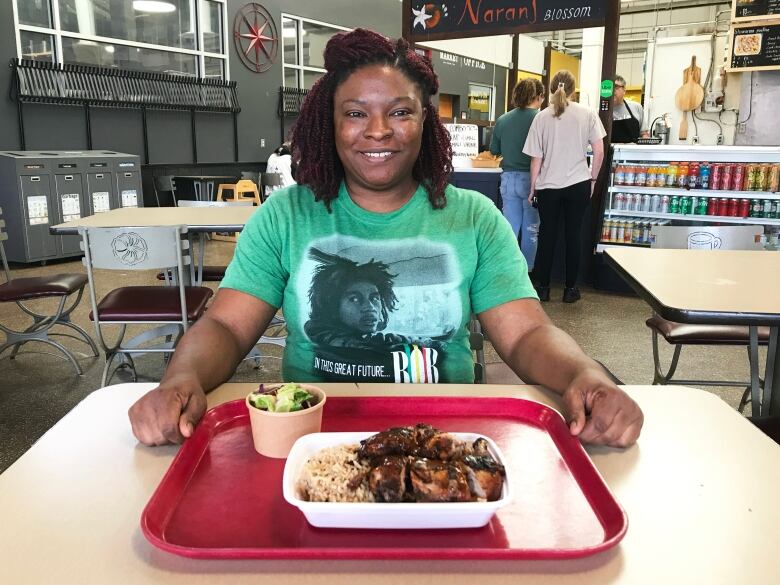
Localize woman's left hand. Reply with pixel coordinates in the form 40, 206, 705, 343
561, 369, 644, 447
527, 190, 535, 204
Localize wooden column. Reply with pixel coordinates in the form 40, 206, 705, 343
600, 0, 621, 143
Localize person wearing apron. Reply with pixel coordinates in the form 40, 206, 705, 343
611, 76, 644, 144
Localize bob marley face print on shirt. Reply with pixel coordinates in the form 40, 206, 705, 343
299, 236, 461, 383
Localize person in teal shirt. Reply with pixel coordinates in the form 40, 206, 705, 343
490, 78, 544, 272
128, 29, 643, 449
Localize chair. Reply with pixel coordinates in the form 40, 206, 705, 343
152, 175, 178, 207
646, 314, 770, 413
261, 172, 284, 200
80, 225, 213, 386
216, 179, 261, 206
158, 199, 254, 284
0, 210, 97, 375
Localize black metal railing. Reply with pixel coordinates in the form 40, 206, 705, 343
11, 59, 240, 112
278, 87, 308, 117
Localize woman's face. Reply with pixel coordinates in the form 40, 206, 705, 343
339, 281, 383, 333
333, 64, 426, 198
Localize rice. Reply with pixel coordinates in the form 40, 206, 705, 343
296, 444, 375, 503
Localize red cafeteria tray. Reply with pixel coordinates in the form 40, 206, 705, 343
142, 396, 627, 560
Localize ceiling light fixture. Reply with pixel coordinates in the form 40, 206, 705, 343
132, 1, 176, 13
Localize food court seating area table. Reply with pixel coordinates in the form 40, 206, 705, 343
0, 382, 777, 584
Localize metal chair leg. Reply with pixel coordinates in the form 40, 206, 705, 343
761, 327, 778, 416
651, 330, 682, 384
749, 326, 761, 416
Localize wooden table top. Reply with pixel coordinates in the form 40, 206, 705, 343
1, 382, 778, 584
605, 247, 780, 325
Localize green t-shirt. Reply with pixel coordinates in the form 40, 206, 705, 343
221, 182, 537, 384
489, 107, 538, 172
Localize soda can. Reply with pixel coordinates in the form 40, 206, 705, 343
680, 197, 692, 215
738, 198, 750, 218
697, 197, 708, 215
722, 164, 734, 191
650, 194, 661, 213
660, 195, 670, 213
728, 198, 739, 217
769, 164, 780, 193
771, 201, 779, 219
746, 164, 759, 190
632, 193, 643, 212
734, 164, 746, 191
601, 219, 611, 241
613, 192, 624, 211
609, 220, 618, 242
710, 163, 722, 190
707, 197, 718, 215
690, 196, 699, 212
623, 221, 633, 243
616, 221, 625, 242
751, 199, 762, 218
757, 164, 771, 191
641, 194, 652, 212
763, 199, 773, 218
643, 222, 651, 244
670, 195, 680, 213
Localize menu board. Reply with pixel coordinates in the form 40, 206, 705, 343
443, 124, 479, 168
730, 23, 780, 71
732, 0, 780, 21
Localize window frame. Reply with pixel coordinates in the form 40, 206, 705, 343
12, 0, 229, 79
280, 13, 349, 89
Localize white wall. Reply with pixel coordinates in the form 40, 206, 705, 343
644, 33, 737, 147
579, 27, 604, 112
419, 34, 545, 74
615, 53, 645, 87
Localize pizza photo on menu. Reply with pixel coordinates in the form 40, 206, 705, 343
735, 33, 762, 56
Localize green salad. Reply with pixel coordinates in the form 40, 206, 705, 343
247, 383, 315, 413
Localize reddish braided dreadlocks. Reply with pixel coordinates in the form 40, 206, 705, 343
291, 28, 453, 211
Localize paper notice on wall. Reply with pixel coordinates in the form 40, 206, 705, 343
121, 189, 138, 208
61, 193, 82, 222
27, 195, 49, 225
444, 124, 479, 168
92, 191, 110, 213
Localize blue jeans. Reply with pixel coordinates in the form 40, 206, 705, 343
500, 171, 539, 270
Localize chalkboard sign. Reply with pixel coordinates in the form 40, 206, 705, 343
730, 23, 780, 71
407, 0, 605, 41
732, 0, 780, 21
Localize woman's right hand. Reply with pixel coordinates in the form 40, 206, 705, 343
527, 190, 535, 205
128, 375, 208, 446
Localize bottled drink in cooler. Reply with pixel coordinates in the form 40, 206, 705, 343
651, 194, 661, 212
614, 164, 626, 185
769, 164, 780, 192
710, 163, 722, 190
733, 164, 746, 191
660, 195, 670, 213
677, 163, 689, 188
666, 163, 678, 187
625, 165, 636, 186
688, 164, 699, 190
738, 198, 750, 218
642, 194, 652, 212
700, 163, 710, 189
722, 164, 734, 191
636, 165, 647, 187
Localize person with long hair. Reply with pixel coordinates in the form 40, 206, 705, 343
523, 70, 606, 303
490, 77, 545, 272
128, 31, 641, 449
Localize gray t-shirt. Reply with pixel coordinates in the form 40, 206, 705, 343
613, 100, 647, 132
523, 102, 606, 190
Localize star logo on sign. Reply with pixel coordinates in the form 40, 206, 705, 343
233, 3, 278, 73
412, 5, 433, 30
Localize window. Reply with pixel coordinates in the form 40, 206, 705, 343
281, 14, 348, 89
13, 0, 227, 78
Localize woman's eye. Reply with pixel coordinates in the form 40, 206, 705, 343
391, 109, 411, 117
345, 111, 365, 118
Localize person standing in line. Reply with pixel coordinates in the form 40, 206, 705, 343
490, 78, 545, 274
611, 75, 648, 143
523, 70, 606, 304
265, 142, 297, 197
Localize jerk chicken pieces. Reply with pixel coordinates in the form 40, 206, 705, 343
357, 424, 505, 503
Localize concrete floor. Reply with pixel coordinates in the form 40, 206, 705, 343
0, 240, 764, 473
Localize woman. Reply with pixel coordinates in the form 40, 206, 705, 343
264, 142, 296, 197
128, 30, 641, 448
523, 70, 606, 303
490, 78, 545, 272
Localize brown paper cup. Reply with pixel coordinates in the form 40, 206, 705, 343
245, 384, 326, 458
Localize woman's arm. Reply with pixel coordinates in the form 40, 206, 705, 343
589, 139, 605, 196
528, 156, 542, 203
478, 298, 643, 447
128, 289, 277, 445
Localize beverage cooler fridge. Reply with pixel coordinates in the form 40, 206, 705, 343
0, 151, 143, 263
594, 145, 780, 292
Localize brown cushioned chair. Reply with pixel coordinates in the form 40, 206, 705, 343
0, 211, 97, 374
646, 314, 770, 413
80, 225, 213, 386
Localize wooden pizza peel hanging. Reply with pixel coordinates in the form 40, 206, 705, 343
674, 56, 704, 140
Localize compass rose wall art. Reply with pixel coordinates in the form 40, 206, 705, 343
233, 3, 279, 73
